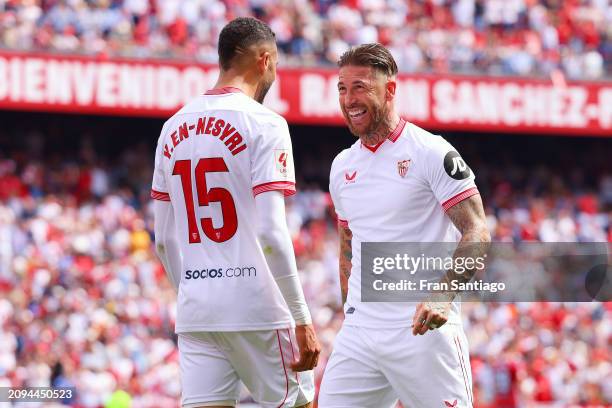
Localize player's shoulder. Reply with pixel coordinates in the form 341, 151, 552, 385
405, 122, 453, 156
331, 148, 349, 168
214, 93, 288, 127
157, 115, 175, 143
161, 97, 203, 131
249, 100, 287, 124
222, 95, 289, 136
331, 143, 358, 165
330, 141, 360, 176
255, 107, 289, 132
172, 95, 211, 118
405, 122, 475, 180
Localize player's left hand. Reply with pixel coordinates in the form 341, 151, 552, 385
411, 296, 452, 335
291, 324, 322, 372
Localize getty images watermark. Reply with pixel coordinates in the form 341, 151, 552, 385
371, 252, 502, 293
361, 242, 611, 302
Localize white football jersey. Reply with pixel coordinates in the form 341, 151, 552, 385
152, 87, 296, 332
329, 119, 479, 327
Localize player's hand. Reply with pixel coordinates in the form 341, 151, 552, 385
290, 324, 321, 372
412, 295, 452, 335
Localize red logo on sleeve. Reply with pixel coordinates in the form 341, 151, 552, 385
444, 400, 457, 407
274, 150, 289, 175
344, 171, 357, 184
278, 153, 287, 168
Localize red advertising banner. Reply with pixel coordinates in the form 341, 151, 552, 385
0, 51, 610, 136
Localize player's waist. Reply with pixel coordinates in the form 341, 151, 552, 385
174, 320, 294, 333
342, 313, 462, 328
343, 300, 461, 327
175, 294, 294, 332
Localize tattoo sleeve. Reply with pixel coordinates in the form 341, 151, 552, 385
441, 194, 491, 299
338, 225, 353, 305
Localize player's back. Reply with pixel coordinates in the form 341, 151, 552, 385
151, 87, 296, 332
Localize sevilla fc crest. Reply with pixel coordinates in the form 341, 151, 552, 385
397, 159, 411, 178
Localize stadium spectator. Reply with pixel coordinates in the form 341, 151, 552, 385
0, 0, 610, 79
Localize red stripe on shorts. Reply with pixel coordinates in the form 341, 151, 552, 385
453, 335, 472, 405
286, 328, 299, 383
456, 335, 473, 404
276, 330, 289, 408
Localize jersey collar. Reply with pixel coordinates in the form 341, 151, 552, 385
361, 118, 407, 153
205, 86, 244, 95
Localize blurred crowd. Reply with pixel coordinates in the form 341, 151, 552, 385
0, 0, 611, 79
0, 132, 610, 407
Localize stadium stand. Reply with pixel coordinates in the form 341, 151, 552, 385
0, 0, 610, 78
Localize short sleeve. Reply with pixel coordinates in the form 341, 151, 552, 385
151, 131, 170, 202
251, 118, 296, 197
329, 155, 348, 227
424, 137, 478, 212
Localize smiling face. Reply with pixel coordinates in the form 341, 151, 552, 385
337, 65, 391, 139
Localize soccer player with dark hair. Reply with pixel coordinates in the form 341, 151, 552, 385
152, 17, 320, 408
318, 43, 491, 408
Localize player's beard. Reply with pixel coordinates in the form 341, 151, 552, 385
344, 100, 389, 145
254, 79, 273, 104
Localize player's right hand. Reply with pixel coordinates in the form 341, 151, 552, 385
290, 324, 321, 372
412, 295, 452, 335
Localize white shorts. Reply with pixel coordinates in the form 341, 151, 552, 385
179, 330, 314, 408
318, 323, 473, 408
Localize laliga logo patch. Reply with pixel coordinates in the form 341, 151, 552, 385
274, 149, 288, 175
444, 151, 471, 180
397, 159, 411, 178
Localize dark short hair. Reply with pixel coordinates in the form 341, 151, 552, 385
338, 43, 398, 77
218, 17, 276, 71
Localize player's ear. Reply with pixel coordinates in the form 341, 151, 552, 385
259, 51, 271, 74
385, 78, 397, 101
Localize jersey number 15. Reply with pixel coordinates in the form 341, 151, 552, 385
173, 157, 238, 243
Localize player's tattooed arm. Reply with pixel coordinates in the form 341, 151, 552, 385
338, 224, 353, 306
413, 194, 490, 335
447, 194, 488, 238
443, 193, 491, 289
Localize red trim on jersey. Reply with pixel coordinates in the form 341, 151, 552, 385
360, 118, 407, 153
388, 118, 407, 142
276, 330, 290, 408
442, 187, 479, 212
361, 139, 385, 153
337, 218, 349, 228
204, 86, 244, 95
151, 189, 170, 201
253, 181, 296, 197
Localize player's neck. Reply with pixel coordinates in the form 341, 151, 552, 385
361, 113, 401, 146
212, 74, 257, 100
